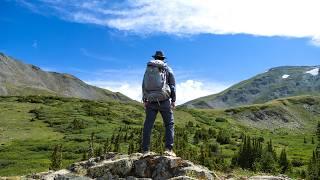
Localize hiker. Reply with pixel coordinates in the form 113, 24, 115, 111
142, 50, 176, 157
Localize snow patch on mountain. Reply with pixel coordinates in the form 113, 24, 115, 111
282, 74, 290, 79
306, 68, 319, 76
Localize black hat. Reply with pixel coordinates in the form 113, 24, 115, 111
152, 51, 166, 59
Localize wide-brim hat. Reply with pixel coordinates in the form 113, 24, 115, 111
152, 51, 166, 59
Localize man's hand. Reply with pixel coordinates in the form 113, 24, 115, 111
171, 101, 176, 110
143, 101, 148, 109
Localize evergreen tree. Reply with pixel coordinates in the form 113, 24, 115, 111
266, 139, 277, 161
234, 135, 262, 170
307, 150, 320, 179
82, 151, 87, 161
113, 136, 120, 152
88, 132, 95, 158
124, 132, 128, 142
49, 144, 63, 170
96, 146, 103, 157
304, 137, 307, 144
279, 148, 290, 173
317, 122, 320, 144
256, 151, 278, 173
103, 139, 110, 154
128, 140, 134, 154
312, 137, 315, 144
307, 122, 320, 179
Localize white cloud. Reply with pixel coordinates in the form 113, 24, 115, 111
310, 37, 320, 47
20, 0, 320, 42
176, 80, 228, 105
86, 79, 229, 105
85, 80, 143, 102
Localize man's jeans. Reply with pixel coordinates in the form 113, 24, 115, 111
142, 99, 174, 152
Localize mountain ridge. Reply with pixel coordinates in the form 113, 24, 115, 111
183, 65, 320, 109
0, 52, 132, 102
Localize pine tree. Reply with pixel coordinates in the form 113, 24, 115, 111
103, 139, 110, 154
257, 151, 277, 173
49, 144, 63, 170
113, 139, 120, 152
307, 121, 320, 179
88, 132, 95, 158
312, 137, 315, 144
234, 135, 262, 170
124, 132, 128, 142
128, 140, 134, 154
96, 146, 103, 157
279, 148, 290, 173
266, 139, 277, 161
82, 151, 87, 160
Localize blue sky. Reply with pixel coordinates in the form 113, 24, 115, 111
1, 0, 320, 104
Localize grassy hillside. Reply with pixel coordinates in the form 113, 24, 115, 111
0, 95, 319, 178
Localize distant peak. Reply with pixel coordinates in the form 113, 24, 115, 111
0, 52, 6, 58
268, 65, 320, 72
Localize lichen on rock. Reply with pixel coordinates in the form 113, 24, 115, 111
26, 152, 215, 180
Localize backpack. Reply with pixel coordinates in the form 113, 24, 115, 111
143, 60, 171, 102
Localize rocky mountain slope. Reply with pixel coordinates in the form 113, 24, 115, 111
183, 66, 320, 109
0, 52, 132, 102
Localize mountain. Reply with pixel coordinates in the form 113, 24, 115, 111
183, 65, 320, 109
0, 52, 132, 102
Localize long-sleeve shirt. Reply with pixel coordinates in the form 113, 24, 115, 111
166, 66, 176, 102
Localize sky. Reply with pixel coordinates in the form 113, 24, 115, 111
1, 0, 320, 104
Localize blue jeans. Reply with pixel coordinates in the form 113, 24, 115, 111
142, 99, 174, 152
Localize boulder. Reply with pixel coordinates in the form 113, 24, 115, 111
25, 152, 214, 180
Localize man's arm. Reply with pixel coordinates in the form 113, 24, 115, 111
142, 79, 147, 102
167, 67, 176, 103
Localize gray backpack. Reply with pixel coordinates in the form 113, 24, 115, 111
143, 60, 171, 102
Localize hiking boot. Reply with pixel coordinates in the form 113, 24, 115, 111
142, 151, 151, 157
164, 149, 176, 157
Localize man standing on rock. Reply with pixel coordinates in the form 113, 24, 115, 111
142, 50, 176, 157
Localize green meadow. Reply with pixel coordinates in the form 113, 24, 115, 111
0, 95, 319, 178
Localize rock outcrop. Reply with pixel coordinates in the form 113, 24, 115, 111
26, 152, 215, 180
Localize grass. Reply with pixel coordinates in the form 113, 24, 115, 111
0, 95, 319, 177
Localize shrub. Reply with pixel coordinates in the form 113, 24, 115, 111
0, 160, 15, 168
215, 117, 227, 122
291, 158, 304, 167
217, 130, 231, 144
254, 151, 278, 173
208, 143, 220, 155
122, 119, 135, 125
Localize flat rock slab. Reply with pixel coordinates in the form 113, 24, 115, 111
24, 152, 214, 180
